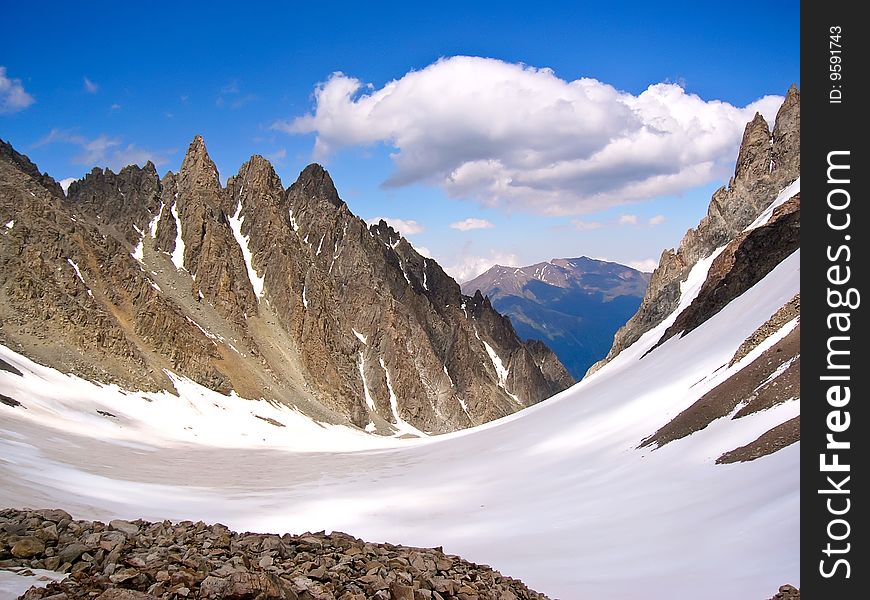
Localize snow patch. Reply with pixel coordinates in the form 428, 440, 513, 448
66, 259, 86, 286
358, 353, 375, 411
170, 199, 185, 271
228, 203, 265, 298
4, 220, 13, 229
353, 329, 367, 344
379, 358, 426, 438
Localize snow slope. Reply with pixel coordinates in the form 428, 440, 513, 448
0, 189, 800, 599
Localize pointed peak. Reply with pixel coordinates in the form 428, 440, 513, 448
185, 135, 210, 159
775, 85, 800, 122
748, 111, 770, 131
180, 135, 220, 187
292, 163, 343, 207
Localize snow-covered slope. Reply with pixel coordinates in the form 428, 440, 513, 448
1, 212, 799, 600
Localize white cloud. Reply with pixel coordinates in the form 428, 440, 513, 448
444, 251, 519, 283
110, 103, 121, 111
628, 258, 659, 272
412, 245, 433, 259
0, 66, 35, 114
368, 216, 425, 236
571, 219, 604, 230
648, 214, 666, 226
279, 56, 784, 215
618, 214, 639, 226
83, 77, 99, 94
58, 178, 76, 195
450, 218, 495, 231
266, 147, 287, 163
34, 129, 168, 171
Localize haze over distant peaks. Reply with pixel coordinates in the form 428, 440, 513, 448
463, 257, 650, 378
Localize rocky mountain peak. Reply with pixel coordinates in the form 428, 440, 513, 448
65, 162, 162, 246
734, 112, 772, 182
178, 135, 222, 202
0, 138, 63, 198
293, 163, 344, 208
591, 86, 800, 374
370, 219, 402, 246
772, 84, 800, 177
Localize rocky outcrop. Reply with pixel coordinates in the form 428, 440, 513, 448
729, 295, 799, 366
766, 584, 800, 600
649, 194, 799, 351
0, 135, 571, 434
1, 508, 550, 600
639, 324, 799, 451
590, 85, 800, 374
66, 163, 162, 247
716, 416, 800, 464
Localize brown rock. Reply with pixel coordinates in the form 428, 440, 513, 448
12, 537, 45, 558
95, 590, 159, 600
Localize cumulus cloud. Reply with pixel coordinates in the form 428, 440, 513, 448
34, 128, 169, 171
450, 218, 494, 231
628, 258, 659, 272
0, 66, 35, 114
648, 214, 666, 226
368, 216, 425, 236
278, 56, 784, 215
444, 250, 519, 283
83, 77, 99, 94
618, 214, 639, 226
58, 178, 76, 195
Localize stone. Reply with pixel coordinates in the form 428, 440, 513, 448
0, 509, 549, 600
95, 590, 159, 600
109, 520, 140, 536
35, 509, 72, 524
12, 537, 45, 558
109, 567, 140, 583
389, 581, 415, 600
58, 543, 88, 564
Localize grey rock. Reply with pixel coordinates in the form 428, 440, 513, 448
109, 519, 140, 536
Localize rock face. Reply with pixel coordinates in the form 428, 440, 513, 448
463, 257, 649, 378
590, 85, 800, 374
1, 508, 550, 600
0, 136, 571, 434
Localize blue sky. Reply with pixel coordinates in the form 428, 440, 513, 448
1, 1, 799, 280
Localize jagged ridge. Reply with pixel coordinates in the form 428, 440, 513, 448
0, 137, 572, 435
590, 85, 800, 374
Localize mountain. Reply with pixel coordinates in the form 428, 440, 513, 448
0, 137, 572, 435
591, 84, 800, 375
1, 88, 800, 599
462, 257, 650, 378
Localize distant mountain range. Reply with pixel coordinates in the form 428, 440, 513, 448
462, 257, 651, 378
